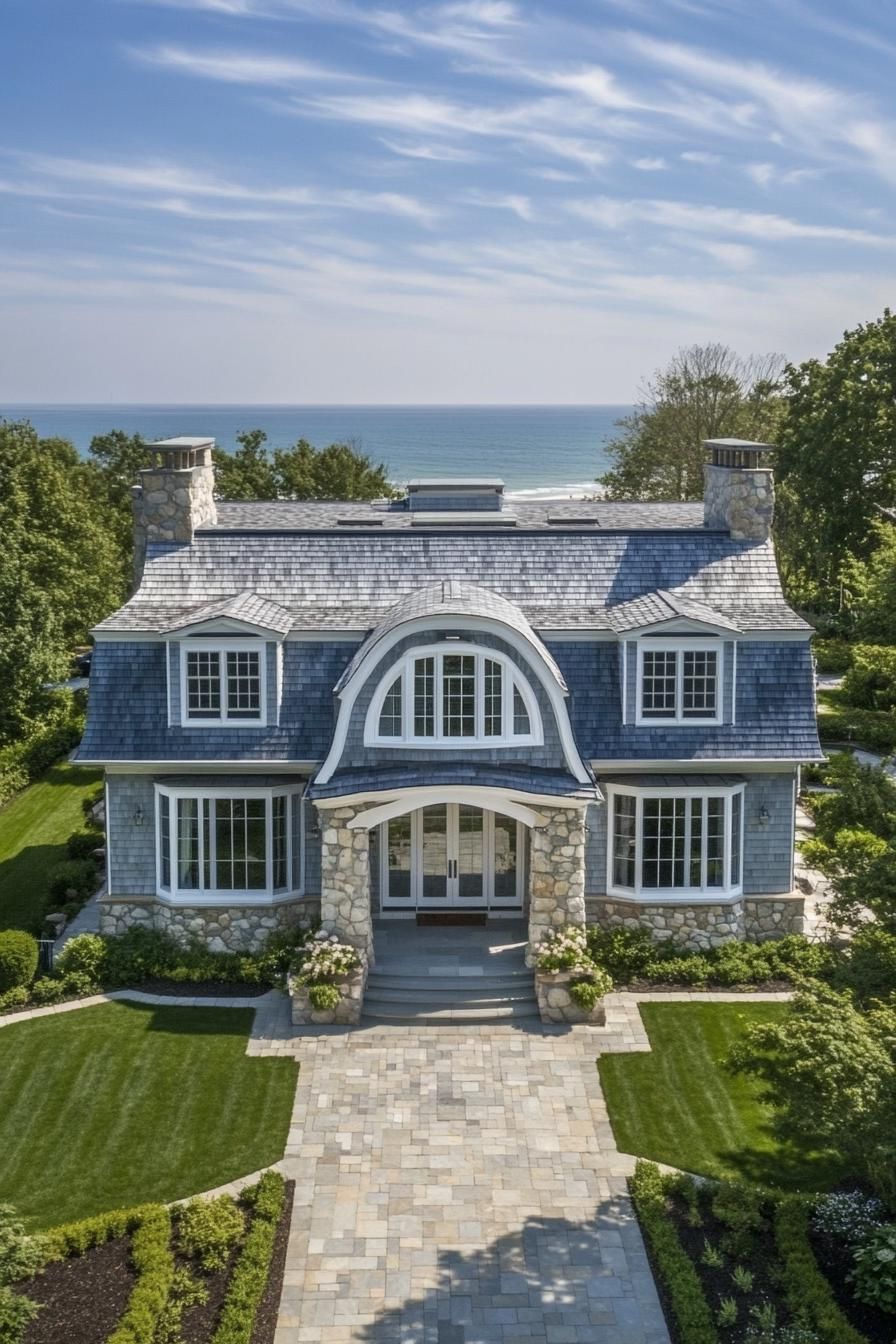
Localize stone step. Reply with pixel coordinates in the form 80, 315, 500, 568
362, 1001, 541, 1024
367, 972, 532, 993
365, 987, 537, 1008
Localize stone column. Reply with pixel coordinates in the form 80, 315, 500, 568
318, 805, 373, 962
527, 806, 587, 964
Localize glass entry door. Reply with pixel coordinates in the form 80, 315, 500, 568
379, 806, 523, 911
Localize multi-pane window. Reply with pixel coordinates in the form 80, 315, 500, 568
373, 646, 540, 745
183, 645, 265, 724
609, 788, 744, 895
156, 787, 299, 899
638, 645, 720, 723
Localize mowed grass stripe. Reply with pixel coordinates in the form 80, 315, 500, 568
0, 1003, 297, 1228
598, 1001, 847, 1191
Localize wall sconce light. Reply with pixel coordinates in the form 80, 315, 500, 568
133, 804, 145, 826
757, 805, 770, 828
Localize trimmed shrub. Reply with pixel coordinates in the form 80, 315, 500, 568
101, 927, 181, 986
44, 1205, 158, 1262
212, 1173, 285, 1344
178, 1197, 244, 1272
0, 1204, 46, 1344
586, 926, 655, 981
66, 830, 103, 862
29, 978, 67, 1006
55, 933, 107, 985
0, 931, 38, 993
629, 1162, 717, 1344
775, 1199, 867, 1344
0, 986, 28, 1012
107, 1206, 174, 1344
46, 858, 98, 906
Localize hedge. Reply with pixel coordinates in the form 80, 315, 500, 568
629, 1161, 717, 1344
0, 699, 85, 808
44, 1204, 162, 1262
774, 1199, 869, 1344
211, 1172, 286, 1344
0, 931, 38, 993
107, 1206, 175, 1344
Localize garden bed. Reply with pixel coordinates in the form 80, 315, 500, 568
13, 1176, 295, 1344
630, 1162, 894, 1344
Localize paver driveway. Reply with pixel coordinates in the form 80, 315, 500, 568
268, 1020, 669, 1344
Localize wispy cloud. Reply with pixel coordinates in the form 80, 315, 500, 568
633, 156, 666, 170
566, 195, 894, 246
2, 152, 439, 225
130, 44, 358, 85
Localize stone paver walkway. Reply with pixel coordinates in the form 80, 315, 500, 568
259, 1001, 666, 1344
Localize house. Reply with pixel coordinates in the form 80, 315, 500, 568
76, 437, 822, 960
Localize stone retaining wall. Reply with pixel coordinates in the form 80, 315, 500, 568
99, 897, 318, 952
587, 894, 806, 949
288, 965, 367, 1026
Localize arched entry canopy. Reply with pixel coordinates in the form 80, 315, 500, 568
347, 789, 549, 832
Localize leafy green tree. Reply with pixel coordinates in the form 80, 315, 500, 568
841, 521, 896, 643
212, 429, 278, 501
0, 422, 122, 742
85, 430, 150, 594
215, 431, 395, 502
729, 984, 896, 1205
775, 308, 896, 605
808, 755, 896, 847
599, 344, 784, 501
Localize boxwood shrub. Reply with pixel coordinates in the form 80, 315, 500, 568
0, 931, 38, 992
629, 1161, 717, 1344
212, 1172, 285, 1344
774, 1198, 867, 1344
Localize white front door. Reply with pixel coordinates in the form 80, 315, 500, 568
379, 806, 524, 911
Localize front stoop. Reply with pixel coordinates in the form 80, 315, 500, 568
535, 969, 607, 1025
288, 964, 368, 1026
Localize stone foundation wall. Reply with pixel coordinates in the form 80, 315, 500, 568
587, 894, 806, 950
535, 970, 606, 1025
318, 805, 373, 959
527, 807, 587, 961
99, 897, 319, 953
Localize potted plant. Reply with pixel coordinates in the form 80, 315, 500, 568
287, 929, 367, 1025
533, 925, 612, 1024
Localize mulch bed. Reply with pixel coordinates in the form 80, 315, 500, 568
810, 1226, 894, 1344
15, 1180, 296, 1344
18, 1237, 135, 1344
251, 1180, 295, 1344
618, 978, 793, 993
126, 979, 270, 998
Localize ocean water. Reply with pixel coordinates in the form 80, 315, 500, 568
3, 404, 631, 496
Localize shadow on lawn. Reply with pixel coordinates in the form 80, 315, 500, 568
0, 843, 69, 933
139, 1003, 257, 1038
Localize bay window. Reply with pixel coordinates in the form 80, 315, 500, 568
608, 784, 744, 898
155, 785, 301, 902
366, 644, 541, 746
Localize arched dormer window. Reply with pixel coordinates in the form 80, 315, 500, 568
365, 644, 543, 748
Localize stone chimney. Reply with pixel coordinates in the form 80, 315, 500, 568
703, 438, 775, 541
132, 437, 217, 586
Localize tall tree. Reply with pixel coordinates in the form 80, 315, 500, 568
599, 344, 784, 501
85, 429, 151, 595
775, 309, 896, 606
0, 422, 122, 741
215, 431, 396, 501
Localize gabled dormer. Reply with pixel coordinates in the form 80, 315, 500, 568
608, 589, 741, 728
164, 591, 291, 729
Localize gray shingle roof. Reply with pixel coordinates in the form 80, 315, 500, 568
334, 582, 567, 693
308, 762, 599, 801
95, 530, 808, 635
206, 499, 707, 531
164, 589, 293, 637
607, 589, 742, 634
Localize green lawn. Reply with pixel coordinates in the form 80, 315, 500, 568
598, 1001, 848, 1191
0, 1002, 297, 1229
0, 763, 102, 933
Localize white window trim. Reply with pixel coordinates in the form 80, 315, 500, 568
606, 782, 745, 902
154, 783, 303, 905
178, 640, 268, 728
364, 643, 543, 748
635, 639, 724, 727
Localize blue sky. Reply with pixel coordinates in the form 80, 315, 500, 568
3, 0, 896, 402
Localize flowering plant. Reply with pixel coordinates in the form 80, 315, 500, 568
534, 925, 593, 974
534, 925, 613, 1002
811, 1190, 885, 1247
291, 929, 361, 986
850, 1223, 896, 1313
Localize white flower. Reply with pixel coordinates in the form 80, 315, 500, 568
876, 1248, 896, 1262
